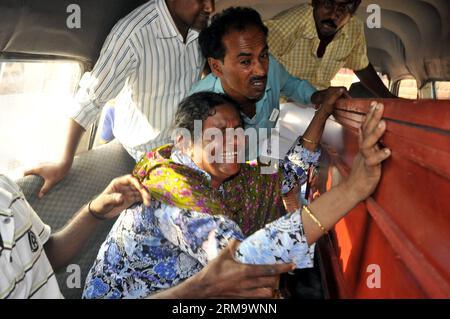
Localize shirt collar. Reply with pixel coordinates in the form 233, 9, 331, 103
155, 0, 200, 43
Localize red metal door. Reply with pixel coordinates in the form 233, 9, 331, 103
315, 99, 450, 298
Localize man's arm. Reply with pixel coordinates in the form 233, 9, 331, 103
44, 175, 150, 271
24, 119, 85, 198
355, 63, 397, 98
296, 87, 349, 151
150, 240, 295, 299
25, 32, 138, 198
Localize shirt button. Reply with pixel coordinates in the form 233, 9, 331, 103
3, 217, 11, 224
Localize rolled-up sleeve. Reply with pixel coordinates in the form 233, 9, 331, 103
70, 32, 139, 129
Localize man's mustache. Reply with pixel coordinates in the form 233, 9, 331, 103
321, 19, 337, 29
250, 76, 267, 83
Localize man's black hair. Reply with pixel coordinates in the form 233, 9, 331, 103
199, 7, 269, 61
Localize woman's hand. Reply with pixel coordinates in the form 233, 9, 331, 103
343, 102, 391, 203
89, 175, 151, 219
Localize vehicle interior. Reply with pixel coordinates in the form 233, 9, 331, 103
0, 0, 449, 298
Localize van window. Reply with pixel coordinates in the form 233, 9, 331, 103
398, 79, 418, 99
0, 61, 82, 179
435, 81, 450, 100
331, 68, 358, 89
330, 69, 390, 91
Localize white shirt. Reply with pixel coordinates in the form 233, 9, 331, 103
0, 175, 63, 299
70, 0, 205, 161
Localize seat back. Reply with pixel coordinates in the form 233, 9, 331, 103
15, 141, 135, 299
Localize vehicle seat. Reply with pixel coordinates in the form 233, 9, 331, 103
15, 140, 135, 299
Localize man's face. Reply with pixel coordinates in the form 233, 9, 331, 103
313, 0, 359, 37
211, 26, 269, 104
169, 0, 215, 31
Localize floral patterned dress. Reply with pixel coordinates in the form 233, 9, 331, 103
82, 138, 320, 299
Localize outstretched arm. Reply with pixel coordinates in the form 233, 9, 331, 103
302, 102, 391, 245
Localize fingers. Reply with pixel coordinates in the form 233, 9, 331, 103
227, 239, 242, 254
364, 148, 391, 166
342, 90, 352, 99
38, 180, 53, 199
109, 175, 151, 206
246, 263, 295, 278
127, 175, 151, 206
23, 167, 47, 198
362, 102, 384, 138
23, 167, 39, 177
359, 102, 391, 166
328, 87, 347, 103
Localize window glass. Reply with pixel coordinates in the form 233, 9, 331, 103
435, 81, 450, 100
398, 79, 418, 99
330, 69, 390, 91
330, 68, 358, 89
0, 61, 82, 179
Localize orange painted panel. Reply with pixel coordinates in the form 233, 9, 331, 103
315, 99, 450, 298
355, 220, 426, 299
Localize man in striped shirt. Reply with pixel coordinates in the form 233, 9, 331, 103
0, 174, 151, 298
26, 0, 215, 198
1, 174, 291, 298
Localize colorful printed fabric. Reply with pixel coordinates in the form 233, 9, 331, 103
236, 210, 314, 268
82, 139, 320, 299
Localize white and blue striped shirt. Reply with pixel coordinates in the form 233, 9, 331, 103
70, 0, 205, 161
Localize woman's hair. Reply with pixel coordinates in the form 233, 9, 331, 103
173, 91, 240, 142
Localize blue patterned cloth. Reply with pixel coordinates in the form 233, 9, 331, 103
82, 138, 319, 299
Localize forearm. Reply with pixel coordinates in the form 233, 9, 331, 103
355, 64, 396, 98
300, 107, 330, 151
60, 119, 86, 165
44, 204, 101, 271
302, 181, 360, 245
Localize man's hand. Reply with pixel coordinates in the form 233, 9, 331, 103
24, 161, 72, 199
311, 86, 350, 117
89, 175, 151, 220
343, 102, 391, 203
194, 239, 295, 298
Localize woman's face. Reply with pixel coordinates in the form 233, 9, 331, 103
193, 103, 243, 188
